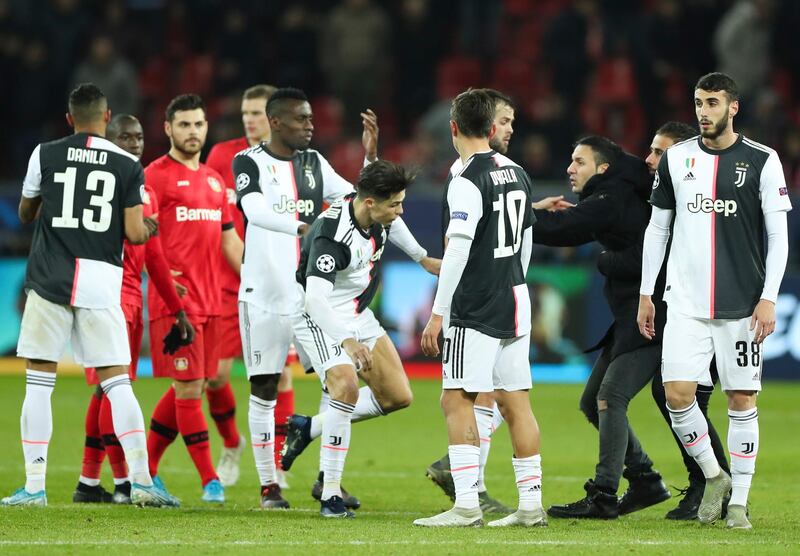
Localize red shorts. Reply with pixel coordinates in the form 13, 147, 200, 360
218, 292, 241, 359
150, 315, 220, 381
86, 303, 142, 385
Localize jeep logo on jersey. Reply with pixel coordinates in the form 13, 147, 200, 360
687, 194, 738, 216
316, 254, 336, 273
235, 172, 250, 191
274, 196, 315, 217
303, 166, 316, 189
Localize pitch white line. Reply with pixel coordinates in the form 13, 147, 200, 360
0, 540, 783, 547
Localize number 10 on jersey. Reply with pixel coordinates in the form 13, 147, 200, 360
493, 190, 526, 258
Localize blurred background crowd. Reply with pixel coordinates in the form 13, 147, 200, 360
1, 0, 800, 261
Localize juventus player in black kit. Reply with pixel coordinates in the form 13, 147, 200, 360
415, 89, 545, 528
638, 73, 791, 529
3, 84, 175, 507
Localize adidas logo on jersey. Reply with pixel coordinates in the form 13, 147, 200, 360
683, 172, 696, 181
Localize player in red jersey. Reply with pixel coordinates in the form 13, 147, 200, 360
205, 84, 287, 487
74, 114, 192, 505
145, 94, 243, 503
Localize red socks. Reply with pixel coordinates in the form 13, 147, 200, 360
206, 383, 240, 449
176, 397, 218, 486
147, 386, 178, 478
80, 393, 105, 481
99, 394, 129, 482
274, 389, 295, 468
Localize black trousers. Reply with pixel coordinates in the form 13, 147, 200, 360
650, 360, 730, 484
579, 343, 660, 492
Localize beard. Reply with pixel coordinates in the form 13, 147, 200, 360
173, 139, 203, 156
489, 136, 508, 154
700, 109, 729, 140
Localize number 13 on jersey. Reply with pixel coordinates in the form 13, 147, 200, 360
493, 190, 526, 258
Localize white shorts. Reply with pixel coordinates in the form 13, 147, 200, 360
239, 301, 298, 378
442, 326, 532, 393
662, 308, 762, 392
291, 308, 386, 384
17, 289, 130, 368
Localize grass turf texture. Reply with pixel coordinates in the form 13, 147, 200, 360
0, 375, 798, 554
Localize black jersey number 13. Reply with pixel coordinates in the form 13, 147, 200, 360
52, 166, 116, 233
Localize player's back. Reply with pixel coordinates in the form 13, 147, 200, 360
25, 132, 143, 308
447, 151, 534, 338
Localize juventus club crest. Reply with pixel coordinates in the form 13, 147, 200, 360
303, 165, 316, 189
734, 162, 749, 188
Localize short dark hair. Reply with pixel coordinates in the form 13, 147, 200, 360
266, 87, 309, 118
107, 114, 140, 140
574, 135, 623, 166
481, 88, 515, 111
655, 121, 696, 144
243, 84, 277, 101
450, 88, 495, 138
695, 72, 739, 102
356, 160, 414, 201
165, 93, 206, 122
68, 83, 107, 125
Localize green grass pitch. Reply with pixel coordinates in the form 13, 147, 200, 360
0, 374, 798, 554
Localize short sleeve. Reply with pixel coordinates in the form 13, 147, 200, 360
306, 236, 351, 284
220, 183, 234, 230
143, 184, 158, 217
445, 176, 484, 240
649, 151, 676, 209
124, 162, 145, 208
232, 154, 262, 206
318, 153, 355, 203
21, 145, 42, 198
759, 150, 793, 214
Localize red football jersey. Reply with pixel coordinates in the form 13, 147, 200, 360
206, 137, 248, 301
145, 154, 233, 320
120, 184, 157, 307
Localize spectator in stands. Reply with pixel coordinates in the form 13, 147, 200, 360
320, 0, 390, 137
72, 34, 139, 116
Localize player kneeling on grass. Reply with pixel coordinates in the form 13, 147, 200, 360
414, 88, 545, 528
281, 160, 439, 518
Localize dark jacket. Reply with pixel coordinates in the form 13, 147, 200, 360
533, 152, 666, 359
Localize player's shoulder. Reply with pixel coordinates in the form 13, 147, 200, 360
666, 136, 700, 157
145, 154, 172, 173
490, 152, 523, 170
448, 158, 462, 177
87, 135, 140, 163
317, 194, 352, 235
234, 142, 267, 161
741, 135, 777, 157
210, 136, 248, 155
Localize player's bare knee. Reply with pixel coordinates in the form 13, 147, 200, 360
326, 367, 359, 405
726, 390, 756, 411
174, 379, 204, 399
381, 386, 413, 413
249, 374, 279, 401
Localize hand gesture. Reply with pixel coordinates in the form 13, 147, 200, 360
532, 196, 575, 211
421, 313, 443, 357
420, 256, 441, 276
361, 109, 379, 162
750, 299, 776, 344
343, 337, 372, 371
637, 295, 656, 340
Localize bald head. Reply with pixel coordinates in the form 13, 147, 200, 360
107, 114, 144, 158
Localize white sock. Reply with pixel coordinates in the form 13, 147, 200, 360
79, 476, 101, 487
449, 444, 480, 510
113, 477, 129, 486
668, 398, 720, 479
101, 375, 152, 487
315, 389, 330, 474
22, 370, 55, 493
491, 402, 504, 432
351, 386, 385, 423
513, 454, 542, 511
474, 405, 494, 492
249, 395, 276, 486
320, 399, 354, 500
728, 408, 758, 507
